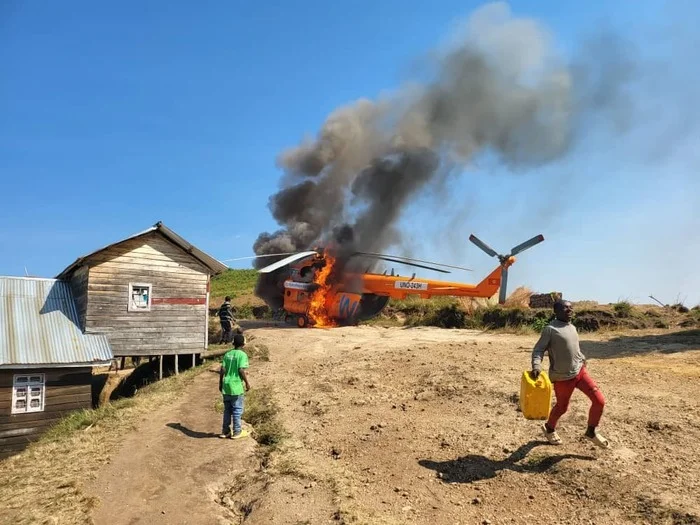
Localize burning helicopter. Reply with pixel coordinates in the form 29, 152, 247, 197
233, 233, 544, 328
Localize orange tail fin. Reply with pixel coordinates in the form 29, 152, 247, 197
475, 266, 503, 298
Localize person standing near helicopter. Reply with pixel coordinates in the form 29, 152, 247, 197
218, 296, 241, 343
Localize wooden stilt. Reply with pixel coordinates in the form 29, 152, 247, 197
192, 353, 196, 368
175, 354, 179, 375
159, 355, 163, 380
120, 356, 126, 370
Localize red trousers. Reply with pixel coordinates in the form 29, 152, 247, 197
547, 366, 605, 428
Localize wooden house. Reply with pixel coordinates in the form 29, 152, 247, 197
56, 222, 228, 375
0, 276, 113, 458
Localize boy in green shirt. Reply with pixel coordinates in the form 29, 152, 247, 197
218, 333, 251, 439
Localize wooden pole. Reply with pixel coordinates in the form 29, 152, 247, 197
159, 355, 163, 380
175, 354, 179, 375
192, 353, 196, 368
120, 356, 126, 370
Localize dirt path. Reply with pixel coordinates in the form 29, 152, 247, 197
90, 366, 257, 525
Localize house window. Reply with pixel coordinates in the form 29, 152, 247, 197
12, 374, 45, 414
128, 283, 152, 312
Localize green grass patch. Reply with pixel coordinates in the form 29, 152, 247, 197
210, 268, 258, 299
41, 398, 137, 442
237, 303, 255, 319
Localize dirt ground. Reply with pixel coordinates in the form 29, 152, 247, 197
89, 370, 258, 525
92, 324, 700, 525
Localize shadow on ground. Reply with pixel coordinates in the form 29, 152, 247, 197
581, 329, 700, 360
166, 422, 219, 439
419, 440, 595, 483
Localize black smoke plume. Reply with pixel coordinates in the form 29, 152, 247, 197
252, 2, 636, 305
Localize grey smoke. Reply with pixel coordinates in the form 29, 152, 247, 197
252, 2, 634, 268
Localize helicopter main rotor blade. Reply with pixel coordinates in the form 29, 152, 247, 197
362, 255, 450, 274
221, 252, 299, 262
469, 234, 499, 258
257, 251, 319, 273
510, 234, 545, 256
352, 252, 472, 272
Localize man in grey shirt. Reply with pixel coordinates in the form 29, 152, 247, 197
531, 300, 609, 448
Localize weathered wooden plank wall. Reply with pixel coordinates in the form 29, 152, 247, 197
83, 232, 210, 357
0, 368, 93, 458
68, 265, 89, 330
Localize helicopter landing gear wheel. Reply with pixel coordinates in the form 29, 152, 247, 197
296, 315, 309, 328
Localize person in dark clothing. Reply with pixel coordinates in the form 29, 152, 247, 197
218, 296, 236, 344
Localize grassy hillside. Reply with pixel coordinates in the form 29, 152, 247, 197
210, 269, 260, 304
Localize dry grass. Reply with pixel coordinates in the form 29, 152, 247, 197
457, 296, 496, 315
572, 300, 600, 309
213, 385, 287, 449
241, 387, 287, 448
0, 365, 208, 525
503, 286, 533, 308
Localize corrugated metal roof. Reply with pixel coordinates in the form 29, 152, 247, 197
0, 277, 113, 367
56, 221, 229, 279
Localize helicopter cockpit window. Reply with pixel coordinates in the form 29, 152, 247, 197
299, 266, 314, 282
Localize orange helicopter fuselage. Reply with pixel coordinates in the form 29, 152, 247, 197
279, 255, 514, 326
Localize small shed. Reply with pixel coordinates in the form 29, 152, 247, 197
56, 222, 228, 374
0, 276, 113, 458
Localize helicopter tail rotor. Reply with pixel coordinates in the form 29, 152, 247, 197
469, 233, 544, 304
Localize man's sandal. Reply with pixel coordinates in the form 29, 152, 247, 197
585, 431, 610, 449
541, 422, 562, 445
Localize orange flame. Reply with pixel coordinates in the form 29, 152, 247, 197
308, 254, 337, 328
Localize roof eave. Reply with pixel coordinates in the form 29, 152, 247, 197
0, 360, 113, 369
155, 222, 229, 275
55, 222, 229, 278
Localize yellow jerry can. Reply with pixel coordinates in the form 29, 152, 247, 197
519, 370, 552, 420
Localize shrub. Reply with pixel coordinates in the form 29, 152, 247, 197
530, 316, 550, 332
672, 303, 690, 314
425, 304, 469, 328
613, 301, 633, 318
236, 303, 254, 319
481, 306, 530, 328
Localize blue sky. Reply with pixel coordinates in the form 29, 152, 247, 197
2, 1, 698, 306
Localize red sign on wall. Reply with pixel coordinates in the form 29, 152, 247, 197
151, 297, 207, 305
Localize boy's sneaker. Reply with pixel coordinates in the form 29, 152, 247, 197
218, 433, 231, 439
231, 429, 250, 440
